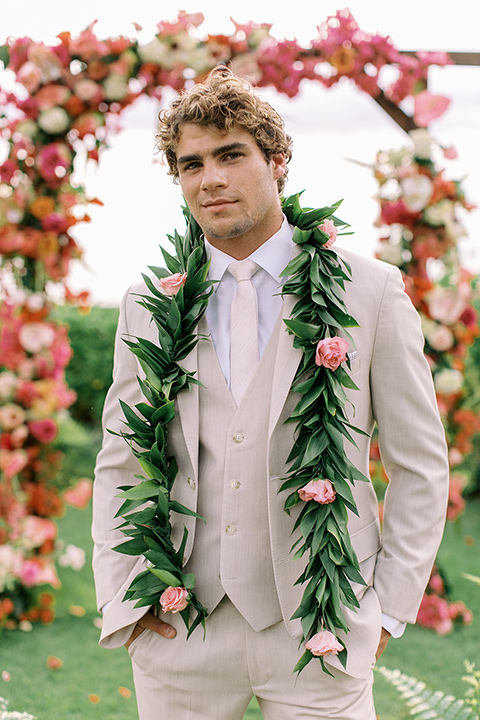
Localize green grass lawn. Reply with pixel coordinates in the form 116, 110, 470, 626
1, 425, 479, 719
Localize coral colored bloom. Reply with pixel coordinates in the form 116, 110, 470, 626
305, 630, 343, 656
160, 586, 189, 613
158, 272, 187, 296
47, 655, 63, 670
63, 478, 93, 509
315, 337, 349, 370
414, 90, 450, 127
298, 479, 336, 504
318, 219, 338, 248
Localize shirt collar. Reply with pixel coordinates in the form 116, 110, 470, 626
204, 215, 294, 284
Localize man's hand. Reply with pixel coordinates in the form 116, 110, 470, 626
375, 628, 391, 660
124, 611, 176, 649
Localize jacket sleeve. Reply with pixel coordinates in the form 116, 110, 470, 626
91, 285, 151, 647
370, 266, 449, 623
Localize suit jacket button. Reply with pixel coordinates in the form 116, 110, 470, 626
187, 477, 196, 490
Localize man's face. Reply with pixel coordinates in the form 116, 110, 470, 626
176, 123, 286, 258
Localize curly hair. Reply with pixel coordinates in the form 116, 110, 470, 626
156, 66, 293, 194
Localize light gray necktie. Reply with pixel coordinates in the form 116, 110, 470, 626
228, 259, 260, 405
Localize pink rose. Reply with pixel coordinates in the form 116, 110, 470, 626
28, 418, 58, 444
305, 630, 343, 657
315, 337, 349, 371
158, 272, 187, 296
160, 586, 189, 613
298, 479, 336, 504
318, 219, 338, 249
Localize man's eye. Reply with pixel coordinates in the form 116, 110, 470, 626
224, 152, 242, 161
184, 162, 201, 171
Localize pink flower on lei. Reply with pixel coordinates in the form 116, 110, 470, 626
315, 337, 349, 371
158, 272, 187, 296
305, 630, 343, 656
318, 219, 338, 249
298, 479, 336, 504
160, 586, 189, 613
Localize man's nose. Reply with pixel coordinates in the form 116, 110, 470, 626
201, 160, 227, 191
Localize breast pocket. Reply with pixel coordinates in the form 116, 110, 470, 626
343, 351, 361, 377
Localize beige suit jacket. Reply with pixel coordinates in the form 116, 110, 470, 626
92, 248, 449, 676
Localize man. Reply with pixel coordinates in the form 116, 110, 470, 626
92, 67, 449, 719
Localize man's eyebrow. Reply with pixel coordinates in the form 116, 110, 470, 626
177, 142, 249, 167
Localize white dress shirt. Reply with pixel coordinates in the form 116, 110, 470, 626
205, 216, 294, 387
204, 216, 405, 640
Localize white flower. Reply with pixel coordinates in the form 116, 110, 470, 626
138, 38, 170, 65
401, 175, 434, 212
38, 107, 70, 135
102, 74, 129, 101
409, 128, 434, 159
424, 199, 455, 227
15, 120, 38, 138
378, 243, 404, 266
58, 544, 86, 571
0, 372, 19, 400
434, 368, 463, 394
18, 323, 55, 354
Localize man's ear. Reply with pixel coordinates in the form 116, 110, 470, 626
271, 152, 287, 181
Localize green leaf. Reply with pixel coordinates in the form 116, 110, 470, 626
283, 318, 320, 340
116, 479, 159, 501
148, 567, 181, 587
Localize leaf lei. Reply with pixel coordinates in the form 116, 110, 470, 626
114, 193, 369, 671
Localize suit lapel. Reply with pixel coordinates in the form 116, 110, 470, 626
268, 292, 303, 438
176, 329, 200, 481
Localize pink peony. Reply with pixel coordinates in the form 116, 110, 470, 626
28, 418, 58, 444
315, 337, 349, 371
160, 586, 189, 613
298, 479, 336, 504
416, 594, 453, 634
158, 272, 187, 296
305, 630, 343, 657
37, 143, 72, 184
318, 219, 338, 248
18, 559, 42, 587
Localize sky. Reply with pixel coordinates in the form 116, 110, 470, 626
1, 1, 479, 305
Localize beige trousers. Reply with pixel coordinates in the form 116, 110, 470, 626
128, 597, 376, 720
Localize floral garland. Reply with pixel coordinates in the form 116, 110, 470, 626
115, 193, 369, 673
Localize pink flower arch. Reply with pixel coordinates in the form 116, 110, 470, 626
0, 10, 477, 629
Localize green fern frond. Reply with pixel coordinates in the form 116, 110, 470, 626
376, 666, 476, 720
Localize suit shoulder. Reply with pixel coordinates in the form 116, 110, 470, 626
335, 247, 400, 284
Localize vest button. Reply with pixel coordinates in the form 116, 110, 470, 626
233, 433, 244, 443
230, 480, 240, 490
225, 525, 236, 535
187, 477, 196, 490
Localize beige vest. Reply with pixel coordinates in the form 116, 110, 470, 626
183, 316, 283, 631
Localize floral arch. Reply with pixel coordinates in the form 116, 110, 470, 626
0, 10, 477, 628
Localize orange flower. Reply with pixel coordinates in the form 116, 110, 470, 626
118, 686, 132, 698
330, 46, 357, 74
69, 605, 86, 617
30, 197, 56, 219
88, 694, 101, 704
36, 232, 59, 260
47, 655, 63, 670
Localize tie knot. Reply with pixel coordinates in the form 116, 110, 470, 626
227, 259, 259, 283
